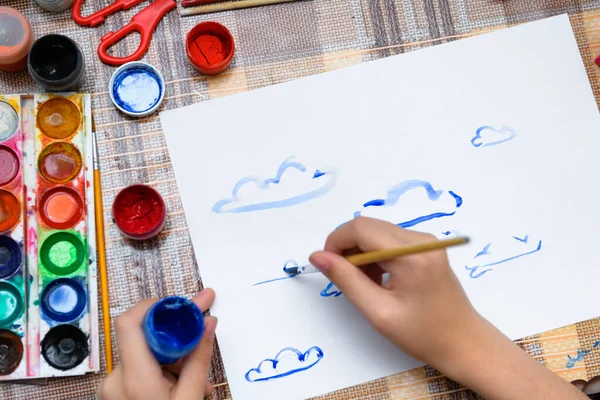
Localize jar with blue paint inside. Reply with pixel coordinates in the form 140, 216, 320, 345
143, 296, 204, 365
109, 62, 166, 118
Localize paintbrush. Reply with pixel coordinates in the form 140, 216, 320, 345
180, 0, 301, 16
285, 237, 470, 275
92, 124, 113, 374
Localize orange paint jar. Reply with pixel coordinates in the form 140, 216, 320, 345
0, 7, 33, 73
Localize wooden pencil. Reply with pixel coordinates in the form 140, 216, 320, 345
92, 126, 113, 374
286, 237, 470, 275
181, 0, 301, 16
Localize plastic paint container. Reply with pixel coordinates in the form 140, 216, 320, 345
0, 190, 20, 233
38, 142, 83, 184
186, 22, 234, 76
0, 7, 33, 73
0, 329, 23, 376
37, 97, 82, 140
109, 62, 165, 117
41, 278, 86, 323
39, 187, 84, 229
41, 324, 88, 370
0, 102, 19, 142
143, 296, 204, 365
0, 145, 19, 186
0, 236, 21, 280
39, 232, 86, 276
35, 0, 75, 12
112, 184, 166, 240
28, 34, 85, 91
0, 282, 23, 327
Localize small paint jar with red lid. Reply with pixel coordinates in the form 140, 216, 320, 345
112, 185, 166, 240
186, 22, 234, 75
0, 7, 33, 72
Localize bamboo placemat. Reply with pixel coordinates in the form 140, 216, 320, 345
1, 0, 600, 399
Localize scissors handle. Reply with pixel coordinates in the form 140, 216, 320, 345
98, 0, 176, 66
72, 0, 146, 27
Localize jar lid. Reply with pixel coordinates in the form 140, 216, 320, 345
0, 7, 33, 65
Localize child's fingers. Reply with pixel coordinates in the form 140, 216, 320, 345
172, 316, 218, 400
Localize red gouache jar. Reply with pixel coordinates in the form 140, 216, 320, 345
112, 185, 166, 240
185, 22, 234, 76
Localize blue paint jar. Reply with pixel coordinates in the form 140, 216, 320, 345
143, 296, 204, 365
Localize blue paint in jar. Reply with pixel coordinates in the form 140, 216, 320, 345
110, 62, 165, 117
41, 278, 86, 323
143, 296, 204, 365
0, 236, 21, 280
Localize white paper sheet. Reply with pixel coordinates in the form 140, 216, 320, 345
161, 15, 600, 400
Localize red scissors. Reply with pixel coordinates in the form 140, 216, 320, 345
72, 0, 176, 66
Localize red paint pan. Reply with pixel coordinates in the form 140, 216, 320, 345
39, 187, 84, 229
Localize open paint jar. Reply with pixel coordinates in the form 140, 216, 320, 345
0, 7, 33, 72
113, 185, 166, 240
186, 22, 235, 75
0, 282, 23, 327
41, 324, 88, 370
28, 34, 85, 91
0, 236, 21, 280
109, 62, 165, 118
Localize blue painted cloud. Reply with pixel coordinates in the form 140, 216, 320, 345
212, 156, 337, 214
354, 180, 463, 228
465, 234, 542, 279
245, 346, 324, 382
471, 126, 516, 148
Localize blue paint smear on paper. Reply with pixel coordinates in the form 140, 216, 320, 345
212, 156, 337, 214
465, 235, 542, 279
567, 341, 600, 368
252, 260, 299, 287
471, 126, 517, 148
245, 346, 324, 382
112, 67, 162, 114
320, 282, 342, 297
354, 180, 463, 228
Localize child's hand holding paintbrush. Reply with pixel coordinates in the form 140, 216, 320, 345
98, 217, 587, 400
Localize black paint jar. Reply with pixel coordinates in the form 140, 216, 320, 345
28, 34, 84, 91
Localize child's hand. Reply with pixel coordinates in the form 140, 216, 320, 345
309, 217, 478, 368
310, 217, 587, 400
98, 289, 217, 400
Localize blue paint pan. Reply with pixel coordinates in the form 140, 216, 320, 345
109, 62, 165, 118
40, 278, 87, 323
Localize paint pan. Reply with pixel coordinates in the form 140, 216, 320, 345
186, 22, 235, 76
0, 236, 21, 280
0, 102, 19, 142
28, 35, 85, 91
41, 278, 86, 323
109, 62, 165, 117
0, 329, 23, 375
38, 142, 82, 184
0, 282, 23, 327
0, 7, 33, 73
37, 98, 81, 140
39, 232, 86, 276
39, 187, 84, 230
0, 190, 20, 233
0, 146, 19, 186
41, 324, 88, 371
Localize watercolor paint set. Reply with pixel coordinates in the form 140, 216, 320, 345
0, 93, 99, 380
